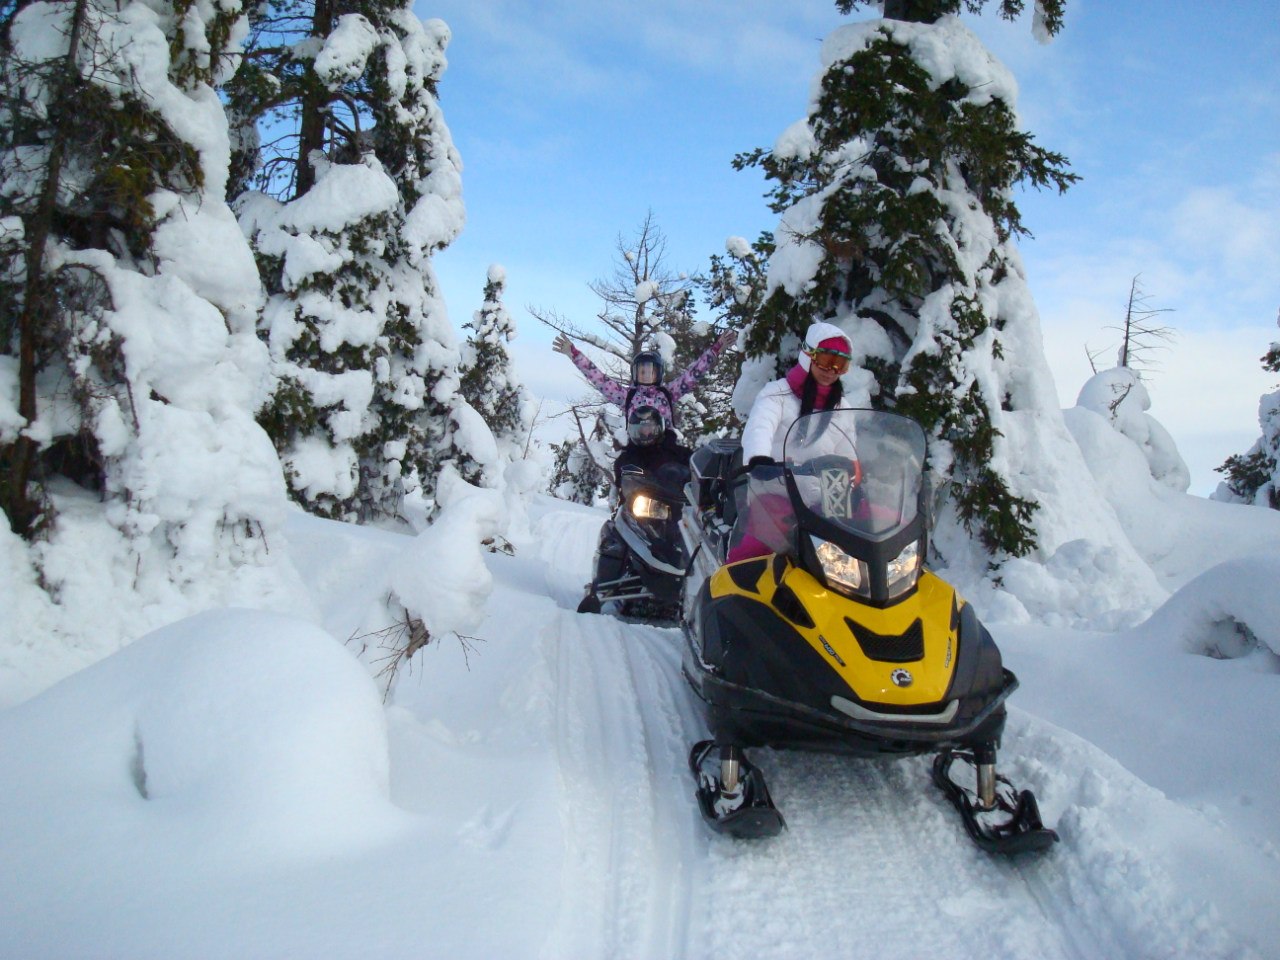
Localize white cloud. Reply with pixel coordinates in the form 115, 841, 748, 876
420, 0, 642, 101
1166, 169, 1280, 304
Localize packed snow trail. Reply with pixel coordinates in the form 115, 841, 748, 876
531, 502, 708, 959
522, 499, 1268, 960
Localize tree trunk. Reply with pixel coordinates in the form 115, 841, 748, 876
2, 0, 90, 537
294, 0, 334, 198
882, 0, 947, 23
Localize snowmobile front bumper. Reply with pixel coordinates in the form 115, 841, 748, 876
683, 658, 1015, 757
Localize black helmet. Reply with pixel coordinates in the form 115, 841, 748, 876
627, 405, 665, 447
630, 351, 664, 386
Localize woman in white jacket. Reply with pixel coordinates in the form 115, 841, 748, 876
728, 321, 854, 562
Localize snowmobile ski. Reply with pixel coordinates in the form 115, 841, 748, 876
932, 748, 1058, 855
688, 740, 785, 839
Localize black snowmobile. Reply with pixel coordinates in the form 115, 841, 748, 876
678, 409, 1057, 855
577, 444, 691, 624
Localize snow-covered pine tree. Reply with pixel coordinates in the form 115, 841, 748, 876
735, 1, 1076, 558
0, 0, 300, 643
841, 0, 1064, 32
230, 1, 472, 523
458, 265, 535, 484
696, 233, 775, 437
1214, 311, 1280, 509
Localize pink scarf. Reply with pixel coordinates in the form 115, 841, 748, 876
786, 363, 832, 407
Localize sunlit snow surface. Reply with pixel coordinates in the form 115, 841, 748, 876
2, 492, 1279, 959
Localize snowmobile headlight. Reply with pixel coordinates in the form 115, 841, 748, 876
631, 493, 670, 521
811, 537, 869, 597
885, 540, 922, 599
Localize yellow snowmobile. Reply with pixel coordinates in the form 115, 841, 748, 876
679, 409, 1057, 854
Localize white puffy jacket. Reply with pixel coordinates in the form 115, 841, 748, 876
740, 378, 804, 465
740, 321, 852, 464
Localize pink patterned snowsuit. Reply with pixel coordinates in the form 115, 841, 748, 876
567, 340, 731, 427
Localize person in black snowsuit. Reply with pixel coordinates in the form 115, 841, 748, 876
612, 405, 691, 488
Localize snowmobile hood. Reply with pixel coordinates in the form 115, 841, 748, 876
709, 559, 964, 709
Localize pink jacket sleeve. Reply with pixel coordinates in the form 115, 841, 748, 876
569, 347, 628, 406
665, 337, 730, 400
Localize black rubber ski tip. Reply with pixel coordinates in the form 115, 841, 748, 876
931, 749, 1059, 856
689, 740, 786, 840
695, 795, 786, 840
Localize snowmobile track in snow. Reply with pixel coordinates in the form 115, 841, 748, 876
543, 611, 708, 960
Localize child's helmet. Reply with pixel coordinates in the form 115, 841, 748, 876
627, 405, 665, 446
630, 351, 664, 386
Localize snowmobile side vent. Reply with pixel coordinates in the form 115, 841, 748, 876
771, 582, 815, 628
844, 617, 925, 663
727, 558, 768, 593
771, 554, 788, 585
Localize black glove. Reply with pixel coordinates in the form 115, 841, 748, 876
748, 456, 776, 468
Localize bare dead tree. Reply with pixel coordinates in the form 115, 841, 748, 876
564, 403, 618, 491
1085, 343, 1106, 375
528, 211, 696, 375
1113, 274, 1175, 377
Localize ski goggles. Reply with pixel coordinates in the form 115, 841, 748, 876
807, 348, 851, 374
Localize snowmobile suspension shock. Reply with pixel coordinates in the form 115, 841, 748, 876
975, 742, 998, 811
721, 744, 742, 795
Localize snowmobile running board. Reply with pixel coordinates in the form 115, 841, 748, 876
689, 740, 785, 840
931, 748, 1059, 855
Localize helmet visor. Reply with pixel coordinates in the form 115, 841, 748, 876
627, 407, 664, 446
633, 358, 661, 385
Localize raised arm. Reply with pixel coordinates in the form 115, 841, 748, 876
553, 333, 628, 407
665, 329, 737, 399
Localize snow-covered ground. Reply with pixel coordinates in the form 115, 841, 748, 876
2, 487, 1279, 960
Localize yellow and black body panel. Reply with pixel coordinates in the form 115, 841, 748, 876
681, 553, 1014, 756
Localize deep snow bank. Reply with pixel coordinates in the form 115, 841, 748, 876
0, 608, 402, 858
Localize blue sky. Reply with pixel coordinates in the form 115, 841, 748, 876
419, 0, 1280, 495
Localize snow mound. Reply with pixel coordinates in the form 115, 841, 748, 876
1133, 553, 1280, 659
1076, 368, 1190, 491
0, 609, 399, 857
389, 467, 508, 640
1066, 399, 1280, 590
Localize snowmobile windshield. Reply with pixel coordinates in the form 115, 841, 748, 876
781, 409, 927, 543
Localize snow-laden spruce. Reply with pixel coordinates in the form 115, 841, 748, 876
237, 7, 482, 525
734, 13, 1167, 625
0, 0, 308, 663
458, 264, 537, 485
1212, 309, 1280, 509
